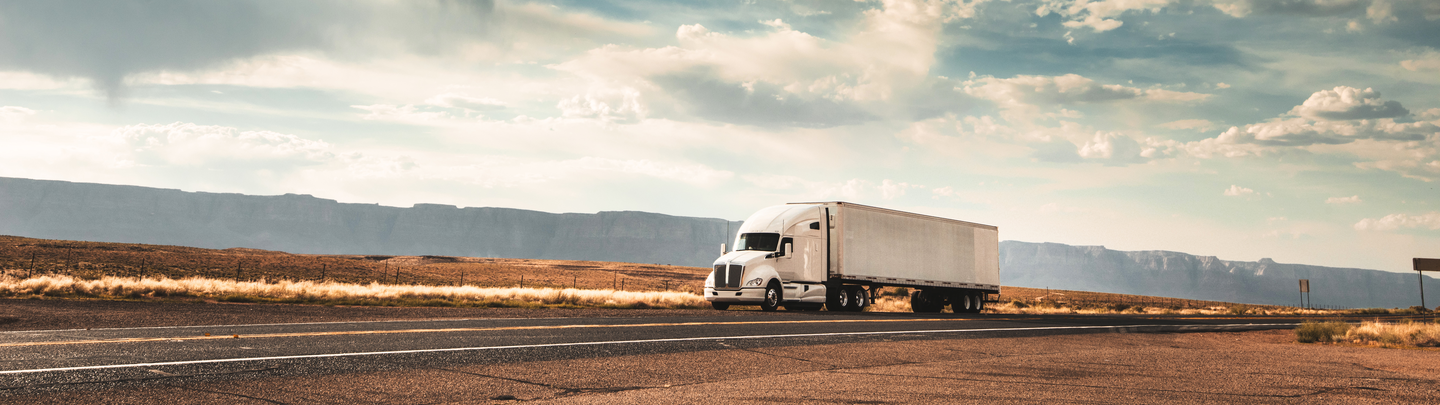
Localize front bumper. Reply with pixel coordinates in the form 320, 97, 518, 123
704, 287, 766, 303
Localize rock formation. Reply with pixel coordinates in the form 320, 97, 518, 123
1000, 241, 1437, 309
0, 177, 740, 267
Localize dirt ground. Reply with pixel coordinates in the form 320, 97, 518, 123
6, 328, 1435, 404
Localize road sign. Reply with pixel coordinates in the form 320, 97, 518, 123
1416, 258, 1440, 271
1299, 279, 1309, 292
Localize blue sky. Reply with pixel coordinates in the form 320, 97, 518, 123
1, 0, 1437, 272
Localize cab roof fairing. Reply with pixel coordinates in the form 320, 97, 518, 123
735, 204, 824, 235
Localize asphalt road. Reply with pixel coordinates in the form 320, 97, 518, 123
0, 311, 1317, 399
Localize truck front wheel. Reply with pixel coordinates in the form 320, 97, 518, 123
711, 302, 730, 310
760, 283, 782, 312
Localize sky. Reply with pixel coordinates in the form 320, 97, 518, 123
1, 0, 1437, 273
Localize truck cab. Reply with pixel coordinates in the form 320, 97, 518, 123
706, 204, 831, 311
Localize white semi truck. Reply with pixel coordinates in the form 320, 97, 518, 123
705, 202, 1000, 313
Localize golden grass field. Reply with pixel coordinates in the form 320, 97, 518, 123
0, 235, 709, 293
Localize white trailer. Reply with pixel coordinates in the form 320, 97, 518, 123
705, 202, 999, 313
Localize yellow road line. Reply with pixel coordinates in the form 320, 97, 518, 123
0, 318, 1014, 348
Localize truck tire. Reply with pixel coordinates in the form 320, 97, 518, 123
846, 286, 867, 312
711, 302, 730, 310
974, 292, 986, 312
911, 290, 941, 313
958, 292, 976, 313
828, 287, 851, 311
760, 283, 782, 312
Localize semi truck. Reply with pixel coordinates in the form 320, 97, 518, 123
705, 202, 999, 313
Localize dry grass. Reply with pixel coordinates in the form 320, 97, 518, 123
0, 235, 710, 293
1344, 321, 1440, 348
0, 273, 710, 309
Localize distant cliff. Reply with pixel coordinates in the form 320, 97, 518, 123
0, 177, 740, 267
1000, 241, 1437, 309
2, 177, 1432, 308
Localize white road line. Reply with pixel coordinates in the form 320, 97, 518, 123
0, 323, 1296, 375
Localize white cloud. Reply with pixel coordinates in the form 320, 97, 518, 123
1036, 0, 1174, 33
351, 104, 451, 122
1210, 0, 1368, 18
1180, 85, 1439, 171
551, 0, 969, 127
1354, 212, 1440, 231
1159, 119, 1215, 131
1325, 195, 1363, 204
963, 74, 1208, 111
425, 93, 506, 111
0, 106, 37, 123
111, 122, 335, 168
1286, 86, 1409, 121
1401, 51, 1440, 72
1078, 131, 1144, 163
557, 88, 647, 124
1223, 184, 1256, 196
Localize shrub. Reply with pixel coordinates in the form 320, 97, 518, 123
1295, 321, 1351, 343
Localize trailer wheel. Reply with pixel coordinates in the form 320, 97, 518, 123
828, 287, 851, 311
846, 286, 868, 311
974, 293, 986, 312
711, 302, 730, 310
760, 283, 782, 312
911, 290, 941, 313
958, 292, 976, 313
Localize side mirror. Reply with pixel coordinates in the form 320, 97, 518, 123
720, 243, 727, 255
784, 243, 793, 258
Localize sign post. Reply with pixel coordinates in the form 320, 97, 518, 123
1298, 279, 1310, 309
1416, 258, 1440, 309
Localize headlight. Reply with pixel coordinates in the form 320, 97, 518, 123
744, 277, 764, 287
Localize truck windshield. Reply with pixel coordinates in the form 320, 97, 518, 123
736, 233, 780, 252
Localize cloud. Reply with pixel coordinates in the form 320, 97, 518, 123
0, 0, 649, 101
1325, 195, 1363, 204
1210, 0, 1368, 18
425, 93, 506, 111
1287, 86, 1409, 121
962, 74, 1209, 110
1077, 131, 1145, 163
0, 106, 37, 123
1160, 119, 1215, 131
551, 0, 975, 128
556, 88, 647, 125
1036, 0, 1174, 33
1205, 117, 1433, 146
1401, 51, 1440, 71
1182, 86, 1437, 160
1354, 211, 1440, 231
112, 122, 334, 168
351, 104, 451, 122
1223, 185, 1256, 196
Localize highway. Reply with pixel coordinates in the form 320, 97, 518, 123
0, 311, 1325, 403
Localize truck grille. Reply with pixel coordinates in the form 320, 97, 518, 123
713, 264, 743, 289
